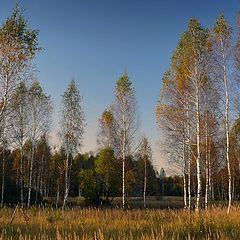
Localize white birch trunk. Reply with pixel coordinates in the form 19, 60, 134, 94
183, 138, 187, 209
143, 157, 147, 208
187, 106, 191, 210
205, 131, 209, 209
1, 148, 5, 206
122, 98, 127, 209
63, 153, 69, 209
122, 130, 126, 209
0, 75, 8, 207
183, 173, 187, 209
221, 40, 231, 214
20, 147, 24, 204
195, 69, 201, 212
56, 179, 60, 207
27, 145, 34, 207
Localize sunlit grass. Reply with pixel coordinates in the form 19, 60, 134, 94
1, 204, 240, 239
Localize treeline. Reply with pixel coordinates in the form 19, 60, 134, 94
0, 6, 162, 208
1, 144, 161, 206
156, 13, 240, 212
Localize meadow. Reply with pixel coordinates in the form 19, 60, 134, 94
1, 198, 240, 240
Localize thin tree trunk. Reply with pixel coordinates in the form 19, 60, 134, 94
209, 140, 213, 203
143, 157, 147, 208
0, 74, 9, 207
183, 173, 187, 208
195, 71, 201, 212
205, 121, 209, 209
63, 153, 69, 209
39, 149, 45, 197
122, 107, 126, 209
1, 148, 5, 207
20, 147, 24, 204
122, 154, 125, 209
232, 175, 235, 200
187, 106, 191, 210
188, 169, 191, 209
183, 138, 187, 209
221, 40, 231, 214
27, 145, 35, 207
56, 179, 60, 207
211, 181, 214, 201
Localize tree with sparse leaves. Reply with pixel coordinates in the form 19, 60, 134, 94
0, 6, 40, 206
60, 80, 85, 208
26, 81, 52, 207
112, 72, 139, 209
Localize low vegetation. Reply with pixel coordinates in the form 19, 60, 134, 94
1, 204, 240, 239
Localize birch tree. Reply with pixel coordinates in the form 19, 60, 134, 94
60, 80, 85, 208
138, 136, 152, 208
212, 14, 232, 214
97, 109, 115, 149
112, 72, 139, 209
10, 82, 28, 204
156, 70, 190, 209
26, 81, 52, 207
0, 6, 40, 205
0, 6, 40, 125
178, 19, 209, 212
156, 19, 209, 211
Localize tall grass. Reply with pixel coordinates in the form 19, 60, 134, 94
0, 206, 240, 239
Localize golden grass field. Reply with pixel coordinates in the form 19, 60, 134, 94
0, 198, 240, 239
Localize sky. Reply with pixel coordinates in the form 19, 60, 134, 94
0, 0, 239, 173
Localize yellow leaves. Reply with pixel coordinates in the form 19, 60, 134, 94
156, 103, 183, 127
213, 13, 231, 38
100, 110, 113, 126
206, 38, 213, 53
155, 104, 162, 124
155, 104, 172, 123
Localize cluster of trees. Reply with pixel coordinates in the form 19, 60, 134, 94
156, 13, 240, 212
0, 6, 50, 207
1, 137, 160, 206
7, 5, 240, 212
0, 7, 160, 208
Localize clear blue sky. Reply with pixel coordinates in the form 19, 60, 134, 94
1, 0, 239, 172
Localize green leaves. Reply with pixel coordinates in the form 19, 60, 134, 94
61, 79, 85, 152
213, 13, 231, 39
115, 72, 134, 99
173, 18, 209, 68
95, 147, 121, 199
0, 5, 40, 63
100, 110, 114, 126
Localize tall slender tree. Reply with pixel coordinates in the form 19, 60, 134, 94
112, 72, 139, 209
26, 81, 52, 207
0, 6, 40, 205
11, 82, 28, 204
60, 80, 85, 208
138, 137, 152, 208
156, 18, 209, 211
97, 109, 115, 149
212, 14, 232, 214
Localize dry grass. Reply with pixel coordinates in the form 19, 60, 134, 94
1, 204, 240, 239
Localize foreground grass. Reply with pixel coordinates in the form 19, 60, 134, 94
0, 206, 240, 239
